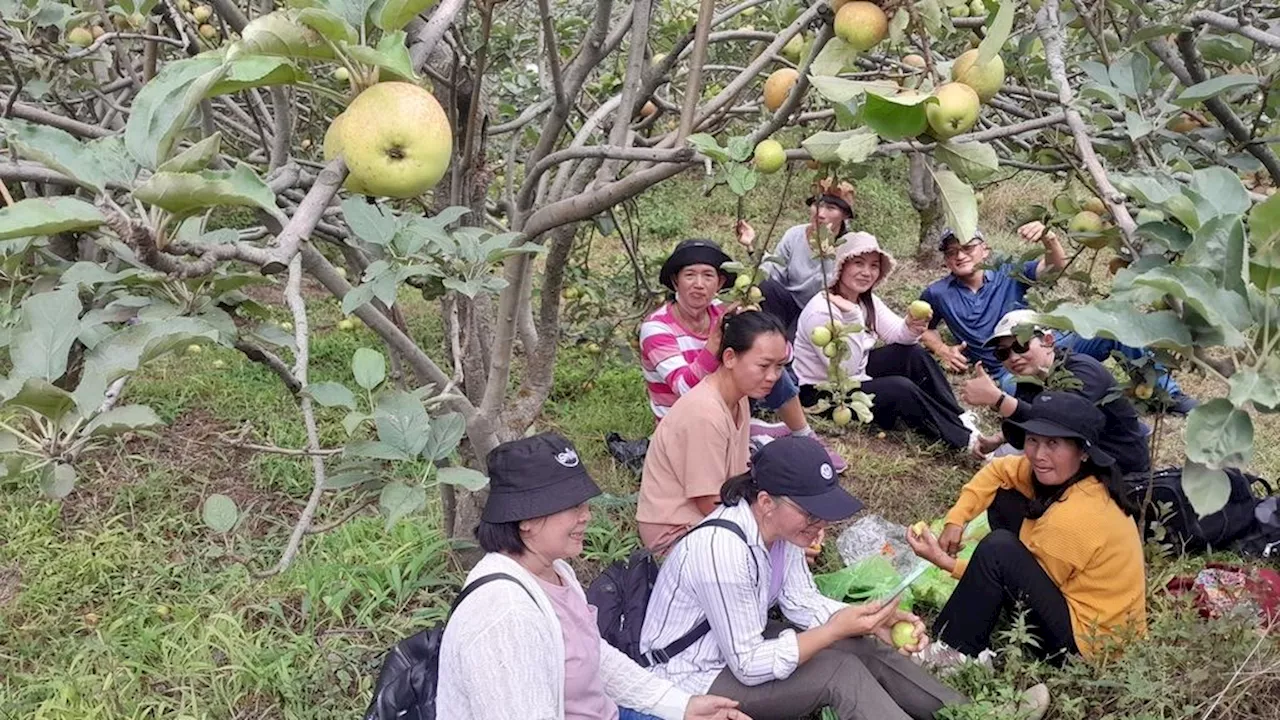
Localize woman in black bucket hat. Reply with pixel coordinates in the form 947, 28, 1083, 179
435, 432, 751, 720
907, 392, 1147, 670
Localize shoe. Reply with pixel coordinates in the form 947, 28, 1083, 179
1168, 393, 1199, 416
911, 640, 994, 676
808, 433, 848, 474
959, 410, 981, 435
1006, 683, 1050, 720
749, 419, 792, 439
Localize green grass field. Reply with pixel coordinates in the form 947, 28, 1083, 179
3, 162, 1279, 718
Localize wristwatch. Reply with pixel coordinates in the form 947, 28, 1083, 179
990, 393, 1007, 412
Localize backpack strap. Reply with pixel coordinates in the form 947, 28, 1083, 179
638, 517, 749, 668
450, 572, 535, 619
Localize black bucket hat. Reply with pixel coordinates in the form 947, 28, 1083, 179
752, 435, 863, 521
659, 239, 735, 291
481, 432, 602, 523
1002, 391, 1114, 467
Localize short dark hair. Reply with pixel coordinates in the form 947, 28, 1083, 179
476, 520, 526, 554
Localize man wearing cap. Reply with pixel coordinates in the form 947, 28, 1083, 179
918, 222, 1194, 413
640, 436, 974, 720
734, 179, 855, 338
640, 238, 845, 471
958, 309, 1151, 475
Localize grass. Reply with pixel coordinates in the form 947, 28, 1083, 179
3, 166, 1280, 718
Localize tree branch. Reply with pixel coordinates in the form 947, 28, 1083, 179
6, 101, 112, 138
677, 0, 717, 142
1187, 10, 1280, 50
233, 339, 302, 395
261, 159, 346, 274
537, 0, 568, 114
409, 0, 469, 71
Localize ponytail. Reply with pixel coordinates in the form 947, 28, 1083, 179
720, 471, 762, 506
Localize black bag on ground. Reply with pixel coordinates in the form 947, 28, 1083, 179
362, 573, 533, 720
606, 432, 649, 475
1236, 497, 1280, 561
586, 518, 747, 667
1125, 466, 1273, 552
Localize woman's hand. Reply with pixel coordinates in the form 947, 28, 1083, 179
804, 527, 826, 564
871, 609, 930, 655
828, 599, 900, 639
705, 302, 740, 357
735, 220, 757, 249
905, 313, 929, 336
906, 524, 958, 573
685, 695, 753, 720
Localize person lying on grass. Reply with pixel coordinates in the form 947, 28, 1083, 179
639, 238, 844, 472
792, 233, 983, 456
436, 432, 751, 720
958, 309, 1151, 474
733, 179, 855, 340
907, 392, 1147, 667
638, 435, 989, 720
917, 223, 1195, 414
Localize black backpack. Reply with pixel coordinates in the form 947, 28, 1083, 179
1125, 466, 1273, 552
362, 573, 534, 720
1236, 497, 1280, 561
586, 518, 747, 668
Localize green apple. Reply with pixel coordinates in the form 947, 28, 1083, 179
1068, 210, 1104, 234
337, 319, 356, 331
907, 300, 933, 320
186, 344, 202, 355
753, 139, 786, 174
586, 342, 602, 355
67, 27, 94, 47
926, 83, 981, 139
810, 326, 833, 347
951, 49, 1004, 102
193, 5, 213, 22
969, 0, 986, 16
324, 82, 453, 199
824, 342, 839, 359
748, 286, 764, 302
834, 2, 888, 52
734, 274, 753, 292
280, 321, 293, 331
782, 34, 806, 63
1082, 196, 1106, 215
1135, 208, 1164, 225
891, 621, 916, 649
199, 23, 218, 40
832, 405, 853, 426
949, 5, 970, 18
333, 67, 350, 82
335, 266, 348, 279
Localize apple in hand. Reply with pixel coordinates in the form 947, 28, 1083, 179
907, 300, 933, 321
890, 621, 917, 649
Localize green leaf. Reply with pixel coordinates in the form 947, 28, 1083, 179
927, 167, 977, 248
342, 197, 398, 245
726, 165, 758, 196
686, 133, 730, 163
74, 317, 220, 413
918, 0, 944, 35
342, 31, 417, 82
379, 481, 426, 529
810, 37, 859, 76
423, 411, 465, 461
1180, 462, 1232, 518
124, 57, 228, 168
0, 197, 105, 241
308, 381, 358, 410
935, 141, 999, 183
342, 410, 370, 435
1036, 300, 1192, 350
202, 493, 239, 533
1175, 75, 1259, 107
134, 163, 278, 218
373, 389, 430, 458
238, 10, 336, 59
2, 118, 109, 191
1190, 166, 1250, 219
296, 7, 359, 43
324, 461, 379, 489
83, 405, 163, 437
156, 133, 223, 173
1128, 266, 1252, 346
41, 463, 77, 500
1227, 367, 1280, 411
1199, 35, 1253, 66
1108, 52, 1151, 98
9, 288, 82, 382
436, 466, 489, 491
975, 1, 1014, 67
4, 379, 78, 424
1249, 191, 1280, 248
1185, 398, 1254, 469
1185, 215, 1247, 294
371, 0, 437, 32
347, 439, 411, 460
60, 262, 139, 288
801, 128, 878, 165
861, 92, 931, 141
808, 75, 898, 104
352, 347, 386, 390
209, 56, 310, 96
288, 0, 377, 28
1078, 82, 1126, 110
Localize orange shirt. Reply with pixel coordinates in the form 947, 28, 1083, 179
945, 456, 1147, 657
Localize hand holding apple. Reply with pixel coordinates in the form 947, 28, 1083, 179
880, 615, 929, 655
1017, 221, 1056, 245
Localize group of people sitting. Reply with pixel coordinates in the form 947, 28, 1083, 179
433, 185, 1163, 719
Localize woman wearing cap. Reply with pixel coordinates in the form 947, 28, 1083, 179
792, 233, 980, 454
639, 436, 967, 720
734, 179, 855, 338
437, 432, 751, 720
641, 239, 833, 464
907, 392, 1147, 664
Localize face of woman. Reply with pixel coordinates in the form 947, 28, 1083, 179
674, 264, 722, 312
811, 201, 848, 234
722, 331, 788, 399
838, 253, 881, 298
763, 493, 827, 549
521, 502, 592, 560
1024, 433, 1086, 486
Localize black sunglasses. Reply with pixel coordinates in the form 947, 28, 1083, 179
994, 337, 1035, 362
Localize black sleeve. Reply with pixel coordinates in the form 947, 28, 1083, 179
1065, 355, 1115, 404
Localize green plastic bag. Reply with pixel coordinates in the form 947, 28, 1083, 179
910, 543, 977, 609
813, 555, 914, 611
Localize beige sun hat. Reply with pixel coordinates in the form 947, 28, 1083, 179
828, 232, 897, 293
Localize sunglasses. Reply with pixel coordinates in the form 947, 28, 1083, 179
994, 337, 1036, 362
779, 496, 825, 529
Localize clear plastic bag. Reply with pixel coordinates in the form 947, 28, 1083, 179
835, 514, 918, 575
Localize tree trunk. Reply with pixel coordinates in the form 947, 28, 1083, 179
908, 152, 945, 265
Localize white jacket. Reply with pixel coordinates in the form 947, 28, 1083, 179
436, 552, 693, 720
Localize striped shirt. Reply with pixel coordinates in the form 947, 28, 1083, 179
638, 500, 848, 693
639, 302, 726, 419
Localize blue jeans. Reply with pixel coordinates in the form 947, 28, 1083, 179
618, 709, 662, 720
992, 331, 1183, 396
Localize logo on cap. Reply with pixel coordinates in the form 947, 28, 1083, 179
556, 448, 580, 468
820, 463, 833, 480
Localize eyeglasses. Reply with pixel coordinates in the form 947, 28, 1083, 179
943, 243, 982, 259
994, 337, 1036, 362
779, 496, 825, 529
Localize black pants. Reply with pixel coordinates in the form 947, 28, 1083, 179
758, 278, 802, 343
800, 344, 972, 449
932, 489, 1078, 663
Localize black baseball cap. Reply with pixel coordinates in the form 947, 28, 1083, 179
1002, 392, 1115, 467
752, 436, 863, 521
481, 432, 602, 523
658, 239, 736, 291
938, 227, 986, 251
